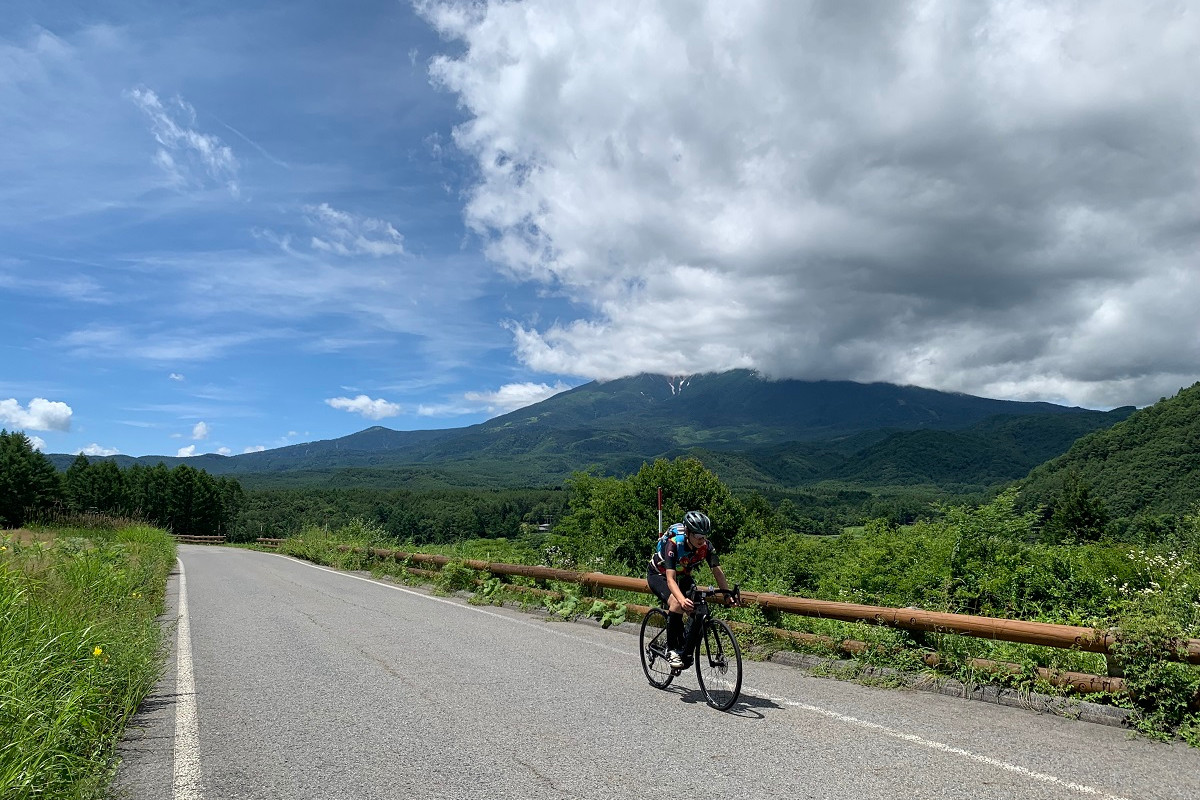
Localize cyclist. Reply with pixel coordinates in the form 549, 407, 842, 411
648, 510, 735, 670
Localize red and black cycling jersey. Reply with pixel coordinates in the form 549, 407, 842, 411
649, 523, 720, 575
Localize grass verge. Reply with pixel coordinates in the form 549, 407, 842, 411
0, 523, 176, 799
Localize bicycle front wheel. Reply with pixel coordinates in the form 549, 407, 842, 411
639, 607, 675, 689
695, 618, 742, 711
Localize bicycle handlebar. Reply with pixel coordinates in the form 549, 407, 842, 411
688, 584, 741, 605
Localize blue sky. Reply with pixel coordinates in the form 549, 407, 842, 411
4, 1, 1200, 458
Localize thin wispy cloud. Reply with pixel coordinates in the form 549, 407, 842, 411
304, 203, 406, 257
59, 324, 273, 362
126, 87, 240, 196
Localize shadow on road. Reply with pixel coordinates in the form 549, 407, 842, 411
664, 686, 784, 719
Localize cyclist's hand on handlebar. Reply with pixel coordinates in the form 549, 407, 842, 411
680, 596, 695, 613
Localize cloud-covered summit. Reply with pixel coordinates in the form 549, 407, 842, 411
423, 0, 1200, 408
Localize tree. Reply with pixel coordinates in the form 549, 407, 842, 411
63, 454, 93, 511
0, 430, 62, 527
554, 458, 747, 573
168, 464, 200, 535
90, 460, 126, 515
1044, 472, 1109, 544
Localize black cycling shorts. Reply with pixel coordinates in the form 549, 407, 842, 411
647, 568, 694, 607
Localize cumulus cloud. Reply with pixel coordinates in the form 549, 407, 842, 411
79, 443, 120, 456
177, 444, 196, 457
0, 398, 73, 431
304, 203, 406, 257
325, 395, 402, 420
216, 446, 231, 455
243, 445, 266, 453
422, 0, 1200, 407
192, 421, 209, 440
29, 436, 47, 452
463, 381, 572, 414
127, 87, 240, 196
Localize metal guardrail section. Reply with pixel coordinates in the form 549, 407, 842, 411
352, 546, 1200, 666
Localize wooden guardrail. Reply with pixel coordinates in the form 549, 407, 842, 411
256, 538, 284, 548
325, 544, 1200, 697
350, 545, 1200, 665
351, 546, 1197, 662
174, 534, 226, 544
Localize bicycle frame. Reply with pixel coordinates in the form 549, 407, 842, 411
678, 586, 739, 670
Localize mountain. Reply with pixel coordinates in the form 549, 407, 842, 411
46, 371, 1130, 491
1019, 382, 1200, 519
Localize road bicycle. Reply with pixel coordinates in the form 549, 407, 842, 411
639, 585, 743, 711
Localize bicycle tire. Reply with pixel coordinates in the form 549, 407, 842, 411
695, 618, 742, 711
639, 607, 675, 689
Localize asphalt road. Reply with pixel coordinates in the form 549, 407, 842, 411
113, 545, 1200, 800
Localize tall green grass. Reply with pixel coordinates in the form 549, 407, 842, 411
0, 524, 175, 799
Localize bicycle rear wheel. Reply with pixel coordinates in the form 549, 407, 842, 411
639, 607, 675, 689
695, 618, 742, 710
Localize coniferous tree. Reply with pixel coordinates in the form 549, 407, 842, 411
0, 430, 62, 527
90, 460, 126, 515
143, 463, 172, 524
1045, 472, 1109, 544
168, 464, 199, 535
63, 454, 93, 511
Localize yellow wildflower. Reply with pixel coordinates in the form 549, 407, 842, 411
93, 647, 104, 657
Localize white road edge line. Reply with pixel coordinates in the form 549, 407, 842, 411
173, 559, 204, 800
261, 551, 1131, 800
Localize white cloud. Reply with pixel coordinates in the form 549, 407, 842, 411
29, 436, 47, 452
243, 445, 266, 453
216, 446, 231, 455
169, 373, 185, 381
192, 421, 209, 440
177, 444, 196, 457
325, 395, 402, 420
464, 381, 572, 414
304, 203, 406, 257
59, 324, 271, 362
422, 0, 1200, 408
78, 443, 120, 456
127, 87, 240, 196
0, 398, 73, 431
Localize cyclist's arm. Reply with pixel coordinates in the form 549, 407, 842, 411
711, 564, 732, 593
707, 550, 738, 604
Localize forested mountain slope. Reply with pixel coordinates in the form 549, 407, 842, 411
44, 371, 1128, 492
1020, 382, 1200, 520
